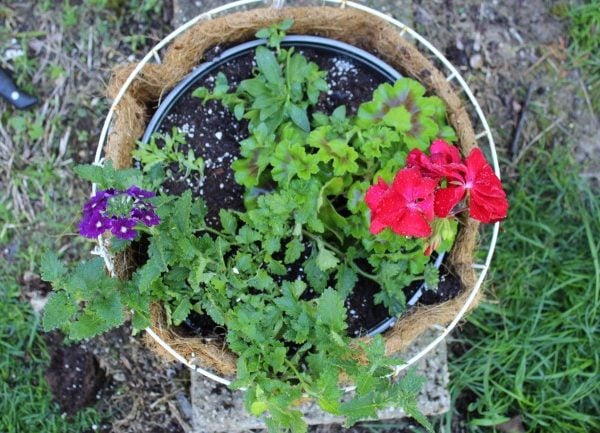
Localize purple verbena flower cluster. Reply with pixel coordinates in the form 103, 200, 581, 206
79, 186, 160, 240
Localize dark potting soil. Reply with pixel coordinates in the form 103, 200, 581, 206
44, 332, 106, 415
151, 43, 461, 339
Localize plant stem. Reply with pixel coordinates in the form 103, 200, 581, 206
302, 230, 380, 283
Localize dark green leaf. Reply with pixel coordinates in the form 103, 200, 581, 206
172, 297, 192, 325
255, 46, 282, 85
40, 252, 67, 283
43, 292, 77, 331
288, 104, 310, 132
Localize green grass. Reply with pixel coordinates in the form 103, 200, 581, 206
444, 146, 599, 432
0, 271, 101, 432
0, 1, 170, 431
568, 1, 600, 113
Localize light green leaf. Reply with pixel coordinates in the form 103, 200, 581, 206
316, 240, 339, 272
316, 288, 346, 331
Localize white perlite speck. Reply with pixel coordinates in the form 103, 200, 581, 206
333, 58, 356, 74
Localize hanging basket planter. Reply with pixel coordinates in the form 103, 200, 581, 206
80, 0, 504, 429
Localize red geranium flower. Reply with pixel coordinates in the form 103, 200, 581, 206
365, 167, 437, 237
434, 148, 508, 223
406, 139, 465, 181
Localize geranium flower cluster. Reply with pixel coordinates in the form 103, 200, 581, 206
79, 186, 159, 241
365, 139, 508, 242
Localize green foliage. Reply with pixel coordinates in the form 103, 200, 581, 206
193, 25, 458, 310
193, 32, 328, 135
357, 79, 455, 151
41, 253, 128, 340
74, 160, 142, 190
134, 127, 204, 179
255, 18, 294, 51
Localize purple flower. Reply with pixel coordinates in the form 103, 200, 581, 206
131, 206, 160, 227
126, 186, 155, 199
79, 211, 112, 238
110, 217, 138, 241
83, 189, 116, 213
79, 187, 159, 241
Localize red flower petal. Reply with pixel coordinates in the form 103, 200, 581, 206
389, 208, 433, 237
434, 185, 466, 217
364, 168, 436, 238
365, 178, 389, 210
369, 217, 387, 234
406, 141, 466, 180
391, 167, 438, 204
464, 148, 509, 223
430, 139, 462, 164
469, 189, 509, 223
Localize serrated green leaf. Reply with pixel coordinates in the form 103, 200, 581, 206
76, 161, 143, 190
250, 401, 268, 416
192, 86, 209, 99
136, 254, 167, 292
219, 209, 238, 234
68, 311, 107, 340
263, 236, 281, 255
40, 252, 67, 283
341, 393, 380, 426
335, 265, 357, 297
304, 252, 328, 293
316, 240, 339, 272
315, 366, 343, 414
382, 105, 411, 131
284, 238, 304, 264
172, 297, 192, 325
43, 292, 77, 331
188, 255, 209, 289
316, 288, 346, 332
255, 28, 271, 39
131, 309, 151, 331
173, 190, 192, 233
279, 18, 294, 31
73, 164, 105, 186
91, 294, 125, 328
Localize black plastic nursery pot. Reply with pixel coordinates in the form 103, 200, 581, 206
140, 35, 451, 339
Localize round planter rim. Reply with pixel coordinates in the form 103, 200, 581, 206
93, 0, 500, 389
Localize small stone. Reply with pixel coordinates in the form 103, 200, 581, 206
470, 54, 484, 69
113, 372, 126, 382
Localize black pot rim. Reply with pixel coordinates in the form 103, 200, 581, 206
142, 35, 444, 337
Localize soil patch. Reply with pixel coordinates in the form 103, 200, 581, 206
44, 332, 106, 416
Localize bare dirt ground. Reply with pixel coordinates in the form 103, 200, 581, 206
3, 1, 596, 432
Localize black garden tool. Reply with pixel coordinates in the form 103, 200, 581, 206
0, 67, 37, 110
